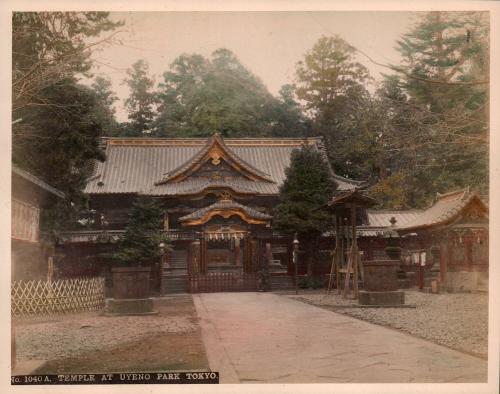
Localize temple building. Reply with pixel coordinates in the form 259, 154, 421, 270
54, 135, 489, 294
57, 134, 362, 293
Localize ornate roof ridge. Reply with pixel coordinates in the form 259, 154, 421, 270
179, 198, 272, 226
435, 187, 470, 202
102, 136, 324, 147
367, 209, 424, 213
155, 134, 275, 185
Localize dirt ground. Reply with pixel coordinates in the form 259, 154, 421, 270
14, 295, 209, 374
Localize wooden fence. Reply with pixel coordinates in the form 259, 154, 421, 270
11, 277, 105, 317
189, 272, 258, 293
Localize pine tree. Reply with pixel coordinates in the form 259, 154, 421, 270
123, 60, 158, 135
114, 197, 170, 266
273, 145, 336, 276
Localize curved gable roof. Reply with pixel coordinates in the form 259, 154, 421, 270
179, 198, 272, 226
84, 136, 363, 196
155, 134, 274, 184
396, 188, 488, 233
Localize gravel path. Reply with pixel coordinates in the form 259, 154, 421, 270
287, 290, 488, 358
14, 300, 198, 362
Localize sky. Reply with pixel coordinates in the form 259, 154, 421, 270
88, 11, 416, 122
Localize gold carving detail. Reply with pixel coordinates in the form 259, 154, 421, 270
209, 149, 222, 165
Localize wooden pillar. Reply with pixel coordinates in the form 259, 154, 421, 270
351, 203, 359, 297
265, 242, 272, 266
439, 237, 447, 284
190, 240, 201, 274
466, 237, 473, 272
235, 237, 241, 266
200, 237, 208, 273
251, 239, 260, 273
332, 214, 341, 294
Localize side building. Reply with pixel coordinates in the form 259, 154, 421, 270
12, 166, 65, 281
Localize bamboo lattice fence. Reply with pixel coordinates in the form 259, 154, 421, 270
11, 277, 105, 317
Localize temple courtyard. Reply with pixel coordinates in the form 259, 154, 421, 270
13, 290, 488, 383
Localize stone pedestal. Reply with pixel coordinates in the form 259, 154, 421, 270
363, 260, 399, 291
358, 290, 405, 306
112, 266, 151, 299
106, 266, 157, 315
359, 260, 405, 306
105, 298, 158, 316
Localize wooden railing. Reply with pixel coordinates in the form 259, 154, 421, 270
58, 229, 199, 244
189, 272, 257, 293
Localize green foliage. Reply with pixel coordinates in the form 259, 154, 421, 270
123, 60, 158, 135
13, 78, 106, 204
267, 84, 312, 138
91, 76, 120, 136
154, 49, 308, 138
294, 35, 377, 180
274, 144, 336, 273
114, 197, 170, 266
12, 12, 122, 114
12, 12, 122, 234
368, 11, 489, 208
298, 277, 324, 289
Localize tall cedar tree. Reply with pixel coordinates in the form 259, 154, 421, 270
294, 36, 376, 180
123, 60, 158, 136
370, 11, 489, 208
114, 197, 170, 266
273, 145, 336, 276
91, 75, 120, 136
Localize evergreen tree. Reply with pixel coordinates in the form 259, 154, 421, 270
12, 12, 122, 234
377, 11, 489, 206
267, 84, 311, 137
91, 75, 120, 136
294, 35, 376, 180
123, 60, 158, 135
12, 12, 122, 115
114, 197, 170, 266
154, 48, 302, 138
273, 145, 336, 276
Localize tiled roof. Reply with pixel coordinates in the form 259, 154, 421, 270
179, 199, 272, 223
156, 134, 274, 184
367, 210, 423, 228
396, 189, 488, 232
12, 165, 65, 199
85, 137, 361, 196
323, 209, 422, 238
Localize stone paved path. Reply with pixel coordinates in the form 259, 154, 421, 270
194, 292, 487, 383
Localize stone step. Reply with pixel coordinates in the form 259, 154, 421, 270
270, 275, 295, 290
397, 278, 410, 289
165, 270, 188, 276
162, 277, 188, 294
165, 263, 187, 269
168, 260, 187, 265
